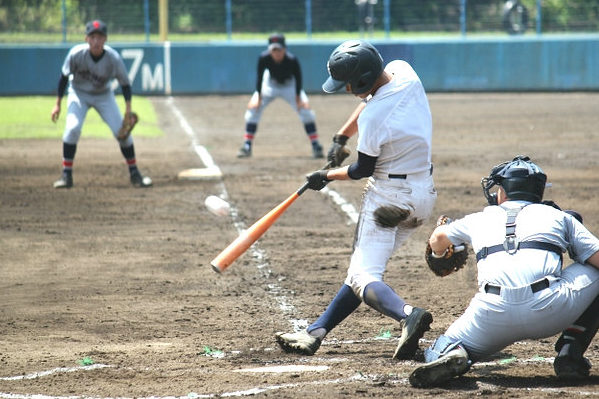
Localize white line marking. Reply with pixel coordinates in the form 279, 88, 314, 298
165, 97, 222, 177
234, 365, 329, 373
321, 186, 359, 224
0, 364, 111, 381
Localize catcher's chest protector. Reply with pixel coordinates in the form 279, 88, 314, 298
476, 205, 563, 262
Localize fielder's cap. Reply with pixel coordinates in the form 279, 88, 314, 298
268, 33, 286, 50
86, 20, 107, 36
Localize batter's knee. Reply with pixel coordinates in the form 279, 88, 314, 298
345, 272, 380, 300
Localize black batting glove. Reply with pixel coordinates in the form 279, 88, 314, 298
327, 135, 350, 167
306, 169, 331, 191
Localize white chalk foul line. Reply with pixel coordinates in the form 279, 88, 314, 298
166, 97, 222, 177
321, 186, 359, 225
0, 364, 111, 381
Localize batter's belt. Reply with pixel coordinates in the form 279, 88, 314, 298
374, 164, 433, 181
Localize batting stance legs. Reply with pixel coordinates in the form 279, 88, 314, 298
276, 174, 436, 358
54, 89, 151, 188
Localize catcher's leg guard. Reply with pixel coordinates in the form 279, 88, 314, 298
409, 335, 471, 387
554, 293, 599, 378
424, 335, 467, 363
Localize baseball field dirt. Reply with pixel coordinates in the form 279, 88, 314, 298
1, 93, 599, 398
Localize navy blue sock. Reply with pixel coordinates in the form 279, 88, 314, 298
307, 284, 361, 334
362, 281, 407, 322
120, 144, 138, 173
61, 142, 77, 175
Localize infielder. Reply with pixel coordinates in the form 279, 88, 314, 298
51, 19, 152, 189
236, 33, 323, 159
409, 156, 599, 387
276, 40, 437, 359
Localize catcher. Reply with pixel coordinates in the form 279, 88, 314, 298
51, 19, 151, 189
409, 155, 599, 387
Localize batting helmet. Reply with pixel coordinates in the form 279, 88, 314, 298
481, 155, 547, 205
322, 40, 383, 95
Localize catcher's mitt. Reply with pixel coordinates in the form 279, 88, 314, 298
425, 215, 469, 277
117, 112, 138, 141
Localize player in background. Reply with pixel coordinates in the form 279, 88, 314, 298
276, 40, 437, 359
236, 33, 324, 159
51, 19, 152, 189
409, 156, 599, 387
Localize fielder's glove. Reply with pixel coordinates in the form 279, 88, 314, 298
327, 135, 350, 167
425, 215, 469, 277
305, 170, 330, 191
117, 112, 138, 141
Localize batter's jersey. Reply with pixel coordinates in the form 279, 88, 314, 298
255, 50, 302, 95
357, 60, 432, 178
445, 200, 599, 287
61, 44, 130, 94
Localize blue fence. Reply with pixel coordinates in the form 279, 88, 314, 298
1, 35, 598, 96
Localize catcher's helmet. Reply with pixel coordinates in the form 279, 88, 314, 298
481, 155, 547, 205
322, 40, 383, 95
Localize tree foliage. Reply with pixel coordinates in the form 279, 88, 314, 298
1, 0, 598, 34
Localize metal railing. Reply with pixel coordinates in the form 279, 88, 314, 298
1, 0, 598, 43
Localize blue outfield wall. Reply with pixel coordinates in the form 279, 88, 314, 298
1, 35, 598, 96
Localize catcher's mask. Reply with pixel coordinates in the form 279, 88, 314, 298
481, 155, 547, 205
322, 40, 384, 95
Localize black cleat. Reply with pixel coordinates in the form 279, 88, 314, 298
554, 342, 592, 379
53, 173, 73, 189
130, 170, 153, 187
393, 307, 433, 360
237, 145, 252, 158
275, 330, 322, 356
312, 143, 324, 159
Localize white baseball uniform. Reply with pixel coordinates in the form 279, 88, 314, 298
345, 60, 437, 298
442, 200, 599, 361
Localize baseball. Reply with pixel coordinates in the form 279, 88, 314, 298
205, 195, 230, 217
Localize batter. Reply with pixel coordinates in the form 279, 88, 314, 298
236, 33, 323, 159
51, 19, 152, 188
409, 156, 599, 387
275, 40, 437, 359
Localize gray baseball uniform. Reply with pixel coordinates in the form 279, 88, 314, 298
61, 43, 132, 146
53, 20, 151, 189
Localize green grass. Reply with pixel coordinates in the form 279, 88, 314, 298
0, 96, 162, 139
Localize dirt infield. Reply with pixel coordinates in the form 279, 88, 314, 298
1, 93, 599, 398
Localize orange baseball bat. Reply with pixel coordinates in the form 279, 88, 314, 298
210, 180, 312, 273
210, 157, 343, 273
